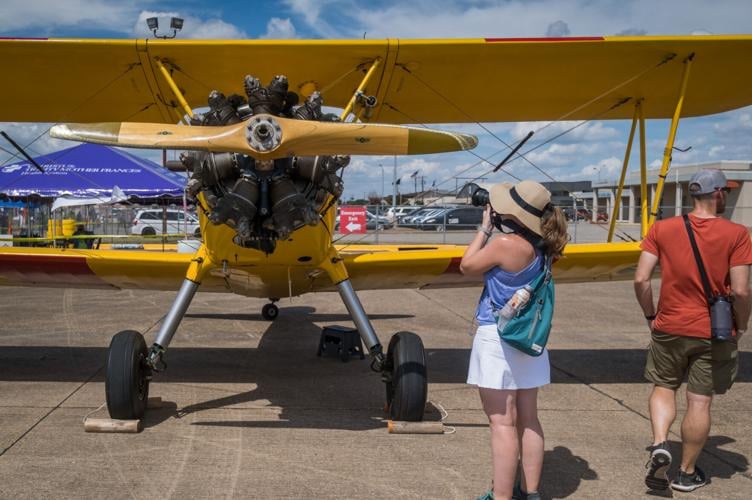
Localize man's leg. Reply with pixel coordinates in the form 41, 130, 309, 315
644, 331, 684, 490
649, 385, 677, 444
680, 391, 712, 472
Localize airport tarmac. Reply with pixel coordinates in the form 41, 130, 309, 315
0, 280, 750, 499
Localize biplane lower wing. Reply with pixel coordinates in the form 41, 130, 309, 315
0, 242, 641, 297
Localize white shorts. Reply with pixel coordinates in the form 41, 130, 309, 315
467, 324, 550, 390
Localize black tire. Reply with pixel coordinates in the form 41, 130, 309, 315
385, 331, 427, 422
262, 303, 279, 321
141, 227, 156, 236
105, 330, 150, 420
194, 228, 201, 238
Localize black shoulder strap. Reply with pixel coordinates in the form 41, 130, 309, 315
682, 214, 713, 302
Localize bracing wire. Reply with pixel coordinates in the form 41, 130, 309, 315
383, 55, 677, 242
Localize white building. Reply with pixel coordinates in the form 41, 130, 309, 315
593, 161, 752, 226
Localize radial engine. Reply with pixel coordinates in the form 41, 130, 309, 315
181, 75, 348, 253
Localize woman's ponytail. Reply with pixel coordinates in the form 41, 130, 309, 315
540, 207, 569, 258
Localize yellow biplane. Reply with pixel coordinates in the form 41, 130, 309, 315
1, 35, 751, 423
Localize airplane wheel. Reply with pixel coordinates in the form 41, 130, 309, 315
385, 331, 427, 422
105, 330, 150, 420
262, 303, 279, 321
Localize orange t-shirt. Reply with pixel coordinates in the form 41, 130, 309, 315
641, 214, 752, 338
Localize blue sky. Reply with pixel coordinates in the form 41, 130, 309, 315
2, 0, 752, 200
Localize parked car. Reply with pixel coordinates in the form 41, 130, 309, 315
398, 206, 452, 228
563, 208, 587, 221
386, 206, 419, 223
419, 207, 484, 231
131, 209, 201, 236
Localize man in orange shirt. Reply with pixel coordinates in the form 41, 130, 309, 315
634, 169, 752, 493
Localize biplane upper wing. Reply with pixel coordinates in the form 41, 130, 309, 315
0, 242, 641, 297
0, 36, 751, 124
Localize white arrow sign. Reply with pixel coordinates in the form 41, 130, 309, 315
346, 222, 362, 232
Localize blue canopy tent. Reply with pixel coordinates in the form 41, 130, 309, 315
0, 144, 189, 242
0, 143, 186, 201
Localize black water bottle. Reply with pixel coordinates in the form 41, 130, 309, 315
710, 296, 734, 341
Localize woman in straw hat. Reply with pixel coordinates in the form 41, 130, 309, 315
461, 180, 568, 500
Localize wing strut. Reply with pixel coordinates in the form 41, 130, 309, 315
648, 53, 695, 228
340, 58, 382, 122
639, 101, 648, 238
607, 101, 640, 242
154, 58, 194, 121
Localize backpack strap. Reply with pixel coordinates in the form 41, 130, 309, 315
682, 214, 713, 302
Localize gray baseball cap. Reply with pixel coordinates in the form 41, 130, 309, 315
688, 169, 738, 195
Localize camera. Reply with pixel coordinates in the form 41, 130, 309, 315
459, 182, 490, 207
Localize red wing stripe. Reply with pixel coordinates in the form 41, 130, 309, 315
443, 257, 463, 274
0, 253, 109, 287
485, 37, 604, 42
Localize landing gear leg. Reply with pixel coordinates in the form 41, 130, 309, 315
105, 277, 200, 419
335, 278, 427, 421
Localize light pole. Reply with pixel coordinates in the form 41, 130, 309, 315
392, 156, 397, 210
378, 163, 385, 204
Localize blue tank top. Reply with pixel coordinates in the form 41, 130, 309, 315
475, 250, 544, 326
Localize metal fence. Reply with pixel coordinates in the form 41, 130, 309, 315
3, 203, 751, 248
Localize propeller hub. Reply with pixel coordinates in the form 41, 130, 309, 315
246, 115, 282, 153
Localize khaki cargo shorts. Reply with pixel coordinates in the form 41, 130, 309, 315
644, 330, 738, 396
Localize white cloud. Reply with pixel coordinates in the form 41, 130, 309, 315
261, 18, 298, 39
0, 0, 136, 33
511, 121, 620, 143
132, 11, 247, 39
525, 142, 602, 167
0, 123, 74, 165
545, 20, 570, 37
285, 0, 752, 39
580, 156, 622, 179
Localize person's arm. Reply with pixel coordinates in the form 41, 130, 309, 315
634, 251, 659, 329
460, 206, 497, 276
730, 264, 751, 337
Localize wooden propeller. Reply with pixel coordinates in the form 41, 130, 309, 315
50, 114, 478, 159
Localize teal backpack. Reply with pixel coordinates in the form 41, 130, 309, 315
498, 256, 555, 356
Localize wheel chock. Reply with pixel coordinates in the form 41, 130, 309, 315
387, 420, 445, 434
146, 396, 163, 409
82, 397, 162, 433
84, 418, 142, 433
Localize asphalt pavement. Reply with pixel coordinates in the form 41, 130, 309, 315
0, 278, 749, 499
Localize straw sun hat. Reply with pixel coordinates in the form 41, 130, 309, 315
489, 181, 552, 236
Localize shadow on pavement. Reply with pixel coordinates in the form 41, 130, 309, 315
1, 346, 750, 385
2, 304, 751, 432
540, 445, 598, 499
676, 435, 749, 484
